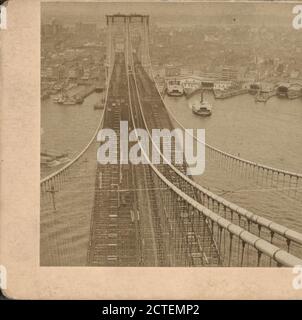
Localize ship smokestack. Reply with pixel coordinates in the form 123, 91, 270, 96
200, 88, 204, 103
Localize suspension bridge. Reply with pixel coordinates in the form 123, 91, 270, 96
40, 14, 302, 267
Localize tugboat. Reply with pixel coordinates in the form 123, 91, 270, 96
57, 92, 77, 105
62, 96, 77, 105
277, 83, 290, 98
192, 90, 212, 117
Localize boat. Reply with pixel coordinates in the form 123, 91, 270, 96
62, 98, 77, 105
192, 90, 212, 117
57, 94, 77, 105
166, 79, 184, 97
255, 85, 276, 103
73, 94, 84, 104
277, 83, 290, 98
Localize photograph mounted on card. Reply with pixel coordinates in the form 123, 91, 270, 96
1, 0, 302, 299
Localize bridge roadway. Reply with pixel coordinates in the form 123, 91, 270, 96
87, 53, 138, 266
86, 52, 220, 267
87, 53, 166, 266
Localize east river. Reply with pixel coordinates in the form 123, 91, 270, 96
41, 91, 302, 235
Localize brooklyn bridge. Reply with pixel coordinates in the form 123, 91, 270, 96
40, 14, 302, 267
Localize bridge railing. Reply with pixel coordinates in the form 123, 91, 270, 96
127, 47, 302, 266
149, 162, 302, 267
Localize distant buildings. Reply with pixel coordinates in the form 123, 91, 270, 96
165, 65, 181, 77
42, 18, 64, 38
41, 20, 105, 100
221, 67, 238, 81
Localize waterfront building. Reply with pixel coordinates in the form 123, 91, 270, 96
221, 66, 238, 81
213, 81, 233, 91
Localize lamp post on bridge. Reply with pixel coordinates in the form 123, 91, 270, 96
46, 185, 58, 211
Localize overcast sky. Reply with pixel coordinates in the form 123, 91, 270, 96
41, 1, 298, 27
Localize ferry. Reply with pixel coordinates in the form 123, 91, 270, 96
166, 79, 184, 97
277, 83, 290, 98
192, 90, 212, 117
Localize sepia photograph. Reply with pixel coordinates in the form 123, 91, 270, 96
38, 0, 302, 270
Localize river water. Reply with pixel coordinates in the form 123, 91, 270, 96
41, 92, 104, 178
165, 92, 302, 173
41, 91, 302, 235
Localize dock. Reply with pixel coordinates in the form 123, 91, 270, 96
255, 89, 276, 103
213, 88, 248, 99
184, 87, 203, 99
72, 85, 96, 103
